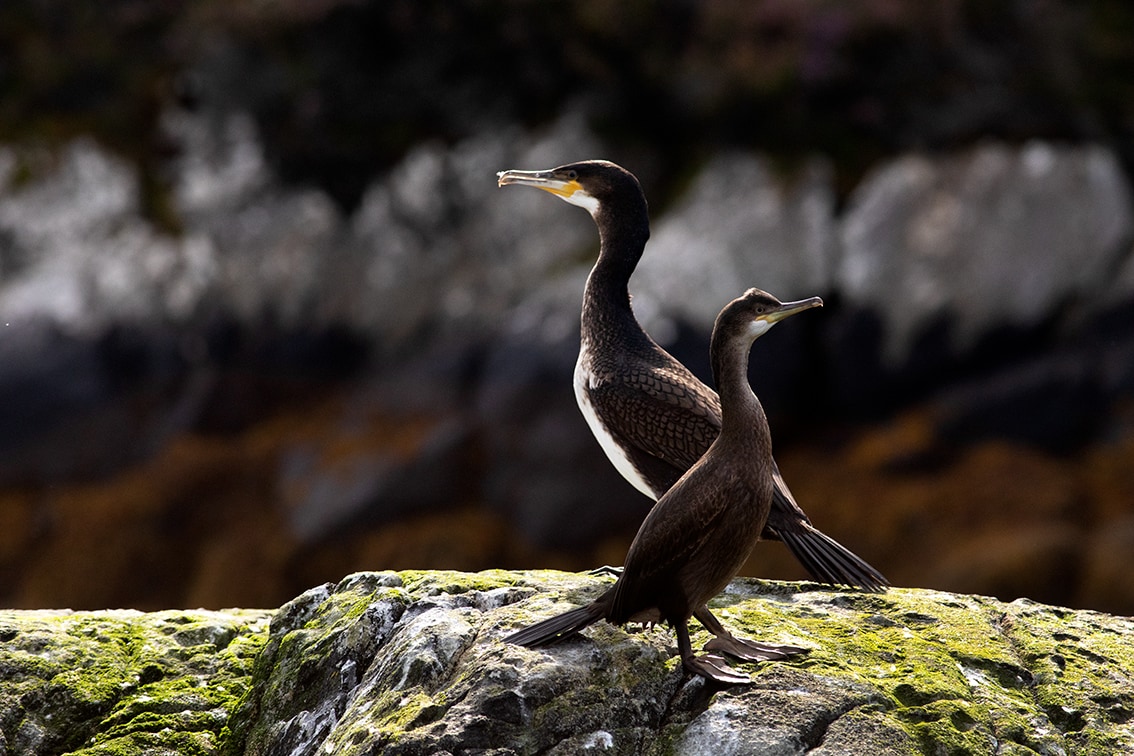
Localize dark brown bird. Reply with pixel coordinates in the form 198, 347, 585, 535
505, 288, 819, 683
497, 160, 886, 590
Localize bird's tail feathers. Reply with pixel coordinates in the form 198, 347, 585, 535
504, 602, 605, 647
780, 526, 889, 592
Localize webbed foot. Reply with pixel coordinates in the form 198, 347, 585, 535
703, 634, 809, 662
684, 653, 751, 685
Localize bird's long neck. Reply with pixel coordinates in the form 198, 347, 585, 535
580, 204, 650, 345
710, 336, 771, 454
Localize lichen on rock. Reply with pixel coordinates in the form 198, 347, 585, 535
3, 570, 1132, 755
0, 607, 271, 756
222, 570, 1134, 755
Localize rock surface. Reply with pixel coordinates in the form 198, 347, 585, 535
4, 121, 1131, 375
0, 606, 270, 756
225, 570, 1134, 755
8, 571, 1124, 756
633, 152, 837, 333
838, 142, 1134, 363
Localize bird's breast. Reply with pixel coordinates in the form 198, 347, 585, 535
574, 346, 657, 501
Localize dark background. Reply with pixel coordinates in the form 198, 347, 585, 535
1, 0, 1133, 614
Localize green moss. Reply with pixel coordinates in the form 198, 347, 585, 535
697, 584, 1134, 754
993, 600, 1134, 754
220, 575, 424, 754
315, 685, 448, 753
372, 690, 439, 734
902, 699, 997, 755
398, 568, 531, 596
10, 571, 1130, 755
73, 728, 219, 756
0, 608, 270, 756
224, 573, 1134, 754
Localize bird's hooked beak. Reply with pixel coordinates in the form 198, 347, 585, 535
741, 295, 822, 340
497, 168, 600, 215
497, 169, 584, 200
766, 296, 824, 324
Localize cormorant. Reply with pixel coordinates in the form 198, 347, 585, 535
497, 160, 886, 590
505, 288, 819, 684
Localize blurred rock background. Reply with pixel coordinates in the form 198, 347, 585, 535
1, 0, 1132, 614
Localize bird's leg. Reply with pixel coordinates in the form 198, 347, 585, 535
695, 607, 809, 662
674, 619, 750, 685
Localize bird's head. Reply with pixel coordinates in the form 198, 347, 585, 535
497, 160, 644, 221
717, 288, 824, 342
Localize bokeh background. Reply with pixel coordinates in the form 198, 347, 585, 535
2, 1, 1133, 615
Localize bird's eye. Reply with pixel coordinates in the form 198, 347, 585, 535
567, 170, 578, 180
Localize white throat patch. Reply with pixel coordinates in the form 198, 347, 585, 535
562, 190, 601, 217
746, 319, 773, 339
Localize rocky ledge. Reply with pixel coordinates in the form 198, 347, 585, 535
2, 571, 1132, 755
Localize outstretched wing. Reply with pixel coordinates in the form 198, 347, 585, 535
764, 460, 889, 590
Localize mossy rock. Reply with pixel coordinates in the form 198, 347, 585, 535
3, 571, 1133, 754
0, 608, 271, 755
226, 570, 1134, 755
